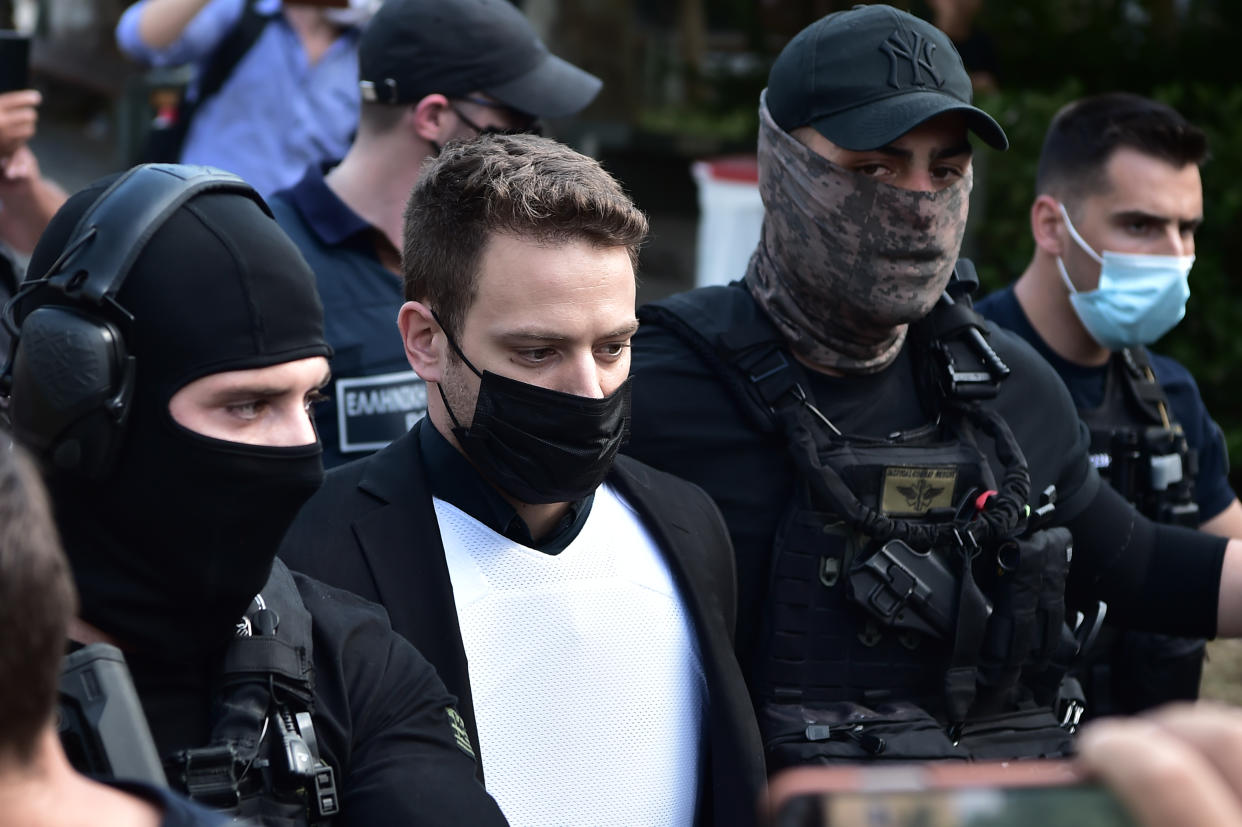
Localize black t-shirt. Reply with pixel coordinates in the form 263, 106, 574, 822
130, 567, 506, 827
626, 284, 1223, 666
976, 285, 1236, 521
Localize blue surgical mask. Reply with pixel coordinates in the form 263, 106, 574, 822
1055, 203, 1193, 350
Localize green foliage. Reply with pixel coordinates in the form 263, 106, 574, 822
970, 81, 1242, 489
637, 100, 759, 144
974, 0, 1240, 94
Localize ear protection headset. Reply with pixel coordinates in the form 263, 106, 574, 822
0, 164, 272, 479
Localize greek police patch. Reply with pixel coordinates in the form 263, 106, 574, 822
335, 370, 428, 453
446, 706, 476, 759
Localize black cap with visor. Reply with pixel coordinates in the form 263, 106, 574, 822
358, 0, 602, 119
766, 4, 1008, 151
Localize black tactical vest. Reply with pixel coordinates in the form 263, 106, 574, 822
641, 270, 1077, 767
1071, 348, 1205, 718
165, 560, 339, 825
759, 420, 998, 707
1079, 348, 1198, 527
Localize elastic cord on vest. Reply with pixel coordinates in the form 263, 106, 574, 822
782, 389, 1030, 551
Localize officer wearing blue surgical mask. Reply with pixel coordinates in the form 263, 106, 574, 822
1053, 200, 1194, 351
977, 92, 1242, 720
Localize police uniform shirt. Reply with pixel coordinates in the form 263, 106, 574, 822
977, 285, 1235, 522
625, 283, 1225, 669
269, 166, 427, 468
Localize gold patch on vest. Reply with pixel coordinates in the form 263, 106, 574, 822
881, 466, 957, 516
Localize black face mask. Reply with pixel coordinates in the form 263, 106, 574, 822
436, 324, 631, 505
51, 411, 325, 658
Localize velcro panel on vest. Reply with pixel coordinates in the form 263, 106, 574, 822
221, 560, 316, 705
221, 636, 311, 688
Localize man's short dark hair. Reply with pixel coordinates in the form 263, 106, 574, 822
0, 442, 77, 762
402, 133, 648, 339
1035, 92, 1208, 204
358, 101, 408, 136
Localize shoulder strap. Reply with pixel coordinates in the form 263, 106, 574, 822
1118, 347, 1175, 427
191, 0, 276, 110
949, 257, 980, 300
915, 261, 1011, 401
638, 284, 791, 433
219, 559, 315, 703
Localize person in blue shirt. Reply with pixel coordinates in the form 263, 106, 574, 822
116, 0, 376, 197
975, 92, 1240, 717
269, 0, 601, 467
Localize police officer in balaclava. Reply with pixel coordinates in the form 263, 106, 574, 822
4, 165, 506, 825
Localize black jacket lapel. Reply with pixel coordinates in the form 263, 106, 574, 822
351, 422, 484, 770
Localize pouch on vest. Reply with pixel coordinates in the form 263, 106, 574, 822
955, 706, 1075, 760
975, 527, 1073, 715
761, 701, 965, 771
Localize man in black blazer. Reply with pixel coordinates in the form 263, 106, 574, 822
281, 133, 764, 826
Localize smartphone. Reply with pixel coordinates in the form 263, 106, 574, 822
0, 31, 29, 94
767, 761, 1137, 827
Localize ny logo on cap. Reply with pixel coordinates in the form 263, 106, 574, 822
880, 29, 943, 89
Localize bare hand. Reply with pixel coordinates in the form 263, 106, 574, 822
0, 144, 39, 182
1077, 703, 1242, 827
0, 89, 40, 158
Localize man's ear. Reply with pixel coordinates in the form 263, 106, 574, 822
1031, 194, 1067, 257
398, 301, 444, 382
411, 94, 452, 145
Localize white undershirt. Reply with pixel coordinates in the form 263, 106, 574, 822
434, 483, 705, 827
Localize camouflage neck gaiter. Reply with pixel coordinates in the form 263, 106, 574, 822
745, 93, 971, 374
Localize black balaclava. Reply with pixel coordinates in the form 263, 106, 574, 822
24, 176, 331, 666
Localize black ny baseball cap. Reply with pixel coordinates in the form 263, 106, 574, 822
358, 0, 602, 119
766, 4, 1007, 151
